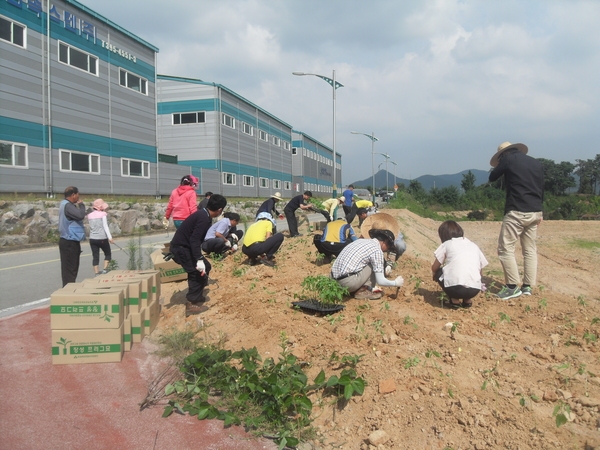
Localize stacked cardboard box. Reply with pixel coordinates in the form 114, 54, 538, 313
50, 270, 161, 365
150, 243, 188, 283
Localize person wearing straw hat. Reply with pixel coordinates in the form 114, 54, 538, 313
489, 141, 544, 300
331, 228, 404, 300
87, 199, 114, 276
256, 192, 284, 220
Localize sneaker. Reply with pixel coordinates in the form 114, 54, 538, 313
262, 257, 276, 267
100, 269, 108, 274
496, 285, 522, 300
521, 286, 532, 296
185, 301, 208, 316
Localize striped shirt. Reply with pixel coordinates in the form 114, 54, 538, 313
331, 238, 385, 279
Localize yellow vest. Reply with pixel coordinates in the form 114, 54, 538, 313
243, 220, 273, 246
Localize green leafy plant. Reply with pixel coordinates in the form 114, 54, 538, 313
577, 295, 587, 306
498, 312, 511, 323
106, 259, 119, 271
538, 298, 548, 310
297, 275, 348, 305
552, 400, 572, 428
232, 267, 247, 277
481, 362, 499, 391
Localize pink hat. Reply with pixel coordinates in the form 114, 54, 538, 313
92, 199, 109, 211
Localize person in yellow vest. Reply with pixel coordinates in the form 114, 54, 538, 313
313, 218, 358, 263
242, 212, 284, 267
355, 199, 374, 210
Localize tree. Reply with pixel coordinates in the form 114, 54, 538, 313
461, 170, 476, 193
575, 159, 595, 194
538, 158, 575, 196
407, 180, 426, 201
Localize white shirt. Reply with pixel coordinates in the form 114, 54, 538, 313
434, 237, 488, 289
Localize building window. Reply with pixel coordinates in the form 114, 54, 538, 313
0, 141, 27, 168
273, 180, 281, 189
121, 158, 149, 178
284, 181, 291, 191
0, 15, 26, 48
58, 41, 98, 75
222, 172, 236, 185
302, 148, 306, 156
173, 112, 205, 125
60, 149, 100, 174
222, 113, 235, 129
292, 147, 297, 155
242, 123, 253, 135
243, 175, 254, 187
271, 136, 280, 146
259, 177, 269, 188
119, 69, 147, 94
259, 130, 268, 141
283, 141, 290, 151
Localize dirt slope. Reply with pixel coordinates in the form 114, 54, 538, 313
155, 209, 600, 450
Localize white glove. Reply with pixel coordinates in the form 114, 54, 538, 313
232, 244, 238, 252
196, 260, 206, 275
231, 234, 239, 242
162, 217, 169, 229
224, 240, 232, 248
384, 265, 392, 276
394, 276, 404, 287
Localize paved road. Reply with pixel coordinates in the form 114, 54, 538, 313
0, 213, 325, 317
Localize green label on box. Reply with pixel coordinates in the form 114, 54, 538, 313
52, 344, 121, 355
141, 292, 148, 299
124, 334, 131, 343
144, 319, 150, 327
152, 286, 157, 293
51, 305, 120, 314
129, 297, 139, 306
161, 267, 186, 277
132, 326, 142, 335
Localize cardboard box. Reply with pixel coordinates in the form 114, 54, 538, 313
130, 307, 146, 343
123, 316, 132, 352
91, 277, 143, 314
50, 290, 124, 330
72, 284, 130, 319
151, 247, 188, 284
51, 325, 123, 365
101, 271, 160, 308
144, 299, 160, 336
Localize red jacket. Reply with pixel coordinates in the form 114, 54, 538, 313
165, 185, 198, 221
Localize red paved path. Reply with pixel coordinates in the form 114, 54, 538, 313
0, 307, 277, 450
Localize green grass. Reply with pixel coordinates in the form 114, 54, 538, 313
570, 239, 600, 250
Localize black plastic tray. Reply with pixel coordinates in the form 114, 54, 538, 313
291, 300, 345, 314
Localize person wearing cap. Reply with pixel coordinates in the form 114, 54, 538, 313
431, 220, 488, 309
165, 175, 199, 228
313, 218, 358, 264
242, 212, 284, 267
331, 228, 404, 300
489, 141, 544, 300
169, 194, 227, 315
201, 212, 243, 257
58, 186, 86, 286
198, 191, 213, 210
256, 192, 284, 220
87, 199, 114, 276
283, 191, 313, 237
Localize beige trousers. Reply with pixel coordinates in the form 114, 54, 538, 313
497, 210, 543, 286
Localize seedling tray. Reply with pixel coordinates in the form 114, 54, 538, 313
291, 300, 345, 314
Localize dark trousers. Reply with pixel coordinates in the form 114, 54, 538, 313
434, 268, 480, 301
242, 233, 284, 259
201, 238, 227, 255
89, 239, 112, 266
59, 238, 81, 287
284, 207, 299, 236
313, 234, 349, 257
315, 209, 331, 222
171, 246, 212, 304
345, 204, 358, 224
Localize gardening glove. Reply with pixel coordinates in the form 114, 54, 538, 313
231, 234, 239, 242
384, 261, 393, 276
224, 239, 232, 248
394, 276, 404, 287
278, 214, 284, 220
163, 252, 175, 262
196, 260, 206, 275
231, 244, 238, 252
162, 217, 169, 229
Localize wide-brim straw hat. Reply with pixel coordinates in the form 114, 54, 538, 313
360, 213, 400, 239
490, 141, 528, 167
271, 192, 283, 201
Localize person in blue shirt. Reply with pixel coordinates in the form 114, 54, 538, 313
341, 185, 354, 217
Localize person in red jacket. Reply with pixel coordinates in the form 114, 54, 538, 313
165, 175, 199, 228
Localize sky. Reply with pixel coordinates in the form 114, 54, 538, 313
82, 0, 600, 185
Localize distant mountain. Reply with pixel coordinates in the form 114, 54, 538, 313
350, 169, 490, 192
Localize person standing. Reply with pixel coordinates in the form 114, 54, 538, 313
165, 175, 198, 228
58, 186, 86, 287
489, 141, 544, 300
198, 191, 213, 210
87, 199, 114, 276
283, 191, 312, 237
331, 228, 404, 300
313, 217, 358, 263
431, 220, 488, 308
169, 194, 227, 315
256, 192, 283, 219
201, 212, 243, 257
242, 212, 284, 266
341, 185, 354, 217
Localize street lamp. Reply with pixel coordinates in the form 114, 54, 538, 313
390, 160, 397, 198
293, 71, 344, 197
351, 131, 378, 203
375, 152, 391, 194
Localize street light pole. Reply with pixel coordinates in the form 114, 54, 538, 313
390, 160, 397, 197
293, 71, 344, 197
375, 152, 391, 195
351, 131, 378, 203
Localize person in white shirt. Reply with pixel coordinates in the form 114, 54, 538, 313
431, 220, 488, 309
